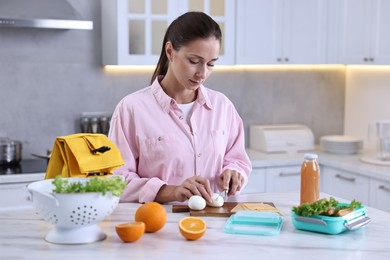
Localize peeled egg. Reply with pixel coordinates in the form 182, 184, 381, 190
207, 193, 224, 208
188, 195, 206, 211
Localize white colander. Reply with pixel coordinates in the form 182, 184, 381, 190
27, 178, 121, 244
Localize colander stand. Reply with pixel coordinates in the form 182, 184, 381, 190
45, 225, 106, 244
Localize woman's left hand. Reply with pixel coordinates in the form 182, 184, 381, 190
216, 169, 243, 196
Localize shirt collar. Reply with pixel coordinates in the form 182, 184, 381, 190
151, 76, 213, 113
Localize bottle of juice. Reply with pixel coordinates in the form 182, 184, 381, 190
300, 153, 320, 205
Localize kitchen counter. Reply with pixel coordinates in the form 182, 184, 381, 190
247, 148, 390, 182
1, 149, 389, 184
0, 159, 47, 184
1, 192, 389, 259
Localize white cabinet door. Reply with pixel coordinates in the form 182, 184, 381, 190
0, 182, 31, 209
236, 0, 328, 64
265, 165, 301, 192
283, 0, 328, 64
369, 178, 390, 212
331, 0, 372, 64
331, 0, 390, 64
102, 0, 235, 65
241, 168, 266, 194
371, 0, 390, 64
236, 0, 283, 64
322, 166, 369, 205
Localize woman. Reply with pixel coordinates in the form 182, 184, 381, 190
108, 12, 252, 203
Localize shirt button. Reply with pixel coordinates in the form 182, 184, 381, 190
158, 136, 163, 141
197, 153, 201, 157
179, 115, 184, 120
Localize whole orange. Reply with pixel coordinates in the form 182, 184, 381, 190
135, 202, 167, 233
115, 222, 145, 242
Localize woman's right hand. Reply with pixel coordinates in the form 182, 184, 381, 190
155, 176, 213, 203
175, 176, 213, 203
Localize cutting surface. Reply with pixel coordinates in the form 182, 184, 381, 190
172, 202, 275, 217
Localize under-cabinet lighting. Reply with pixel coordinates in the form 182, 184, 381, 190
346, 65, 390, 70
104, 65, 390, 72
103, 65, 155, 72
103, 64, 345, 72
215, 64, 345, 71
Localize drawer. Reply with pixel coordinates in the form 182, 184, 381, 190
322, 166, 369, 204
369, 178, 390, 212
0, 182, 32, 209
242, 168, 266, 194
265, 165, 301, 192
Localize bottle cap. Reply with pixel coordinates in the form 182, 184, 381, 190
304, 153, 318, 160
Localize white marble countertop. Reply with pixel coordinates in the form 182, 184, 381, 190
247, 148, 390, 182
1, 192, 389, 259
0, 173, 45, 184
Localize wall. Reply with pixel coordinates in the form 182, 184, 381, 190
0, 0, 345, 159
344, 67, 390, 149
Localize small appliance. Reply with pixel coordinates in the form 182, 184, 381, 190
249, 124, 315, 153
368, 120, 390, 161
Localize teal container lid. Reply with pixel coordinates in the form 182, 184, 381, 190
224, 211, 283, 236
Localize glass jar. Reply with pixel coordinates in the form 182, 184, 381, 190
300, 153, 320, 205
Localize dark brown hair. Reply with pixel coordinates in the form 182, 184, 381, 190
150, 12, 222, 84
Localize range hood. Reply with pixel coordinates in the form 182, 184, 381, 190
0, 0, 93, 30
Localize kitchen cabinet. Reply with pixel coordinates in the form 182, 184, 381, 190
102, 0, 236, 65
0, 173, 45, 209
236, 0, 328, 64
242, 165, 301, 194
241, 168, 266, 194
0, 182, 32, 208
369, 178, 390, 212
329, 0, 390, 64
322, 166, 370, 205
265, 165, 301, 192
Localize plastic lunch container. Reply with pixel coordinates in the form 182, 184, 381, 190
224, 211, 283, 236
291, 203, 371, 235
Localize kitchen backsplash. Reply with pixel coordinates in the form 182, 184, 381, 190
344, 68, 390, 149
0, 0, 345, 159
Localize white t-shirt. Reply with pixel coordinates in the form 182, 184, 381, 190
177, 102, 195, 124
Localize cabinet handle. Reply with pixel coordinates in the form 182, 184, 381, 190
277, 58, 282, 62
284, 57, 289, 62
364, 57, 369, 62
279, 172, 300, 177
379, 185, 390, 192
369, 57, 374, 62
335, 174, 355, 182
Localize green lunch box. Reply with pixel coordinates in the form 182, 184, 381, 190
291, 203, 371, 235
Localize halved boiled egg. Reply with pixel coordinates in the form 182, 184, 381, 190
188, 195, 206, 211
207, 193, 224, 208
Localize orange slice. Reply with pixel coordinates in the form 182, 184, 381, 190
115, 222, 145, 242
178, 217, 207, 241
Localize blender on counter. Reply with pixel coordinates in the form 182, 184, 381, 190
360, 120, 390, 165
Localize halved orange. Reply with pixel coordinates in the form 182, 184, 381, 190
115, 222, 145, 242
178, 217, 207, 241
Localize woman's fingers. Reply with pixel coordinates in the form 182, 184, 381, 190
219, 170, 243, 196
179, 176, 213, 203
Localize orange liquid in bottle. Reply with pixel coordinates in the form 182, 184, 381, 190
300, 154, 320, 205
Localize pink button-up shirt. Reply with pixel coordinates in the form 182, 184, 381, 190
108, 78, 252, 203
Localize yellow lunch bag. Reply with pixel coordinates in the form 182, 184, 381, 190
45, 133, 124, 179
